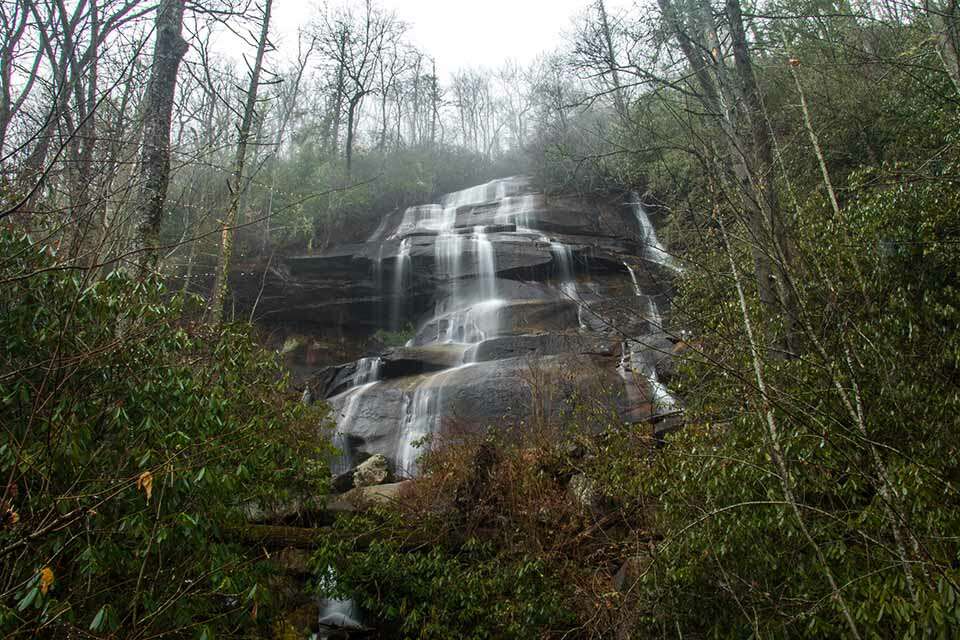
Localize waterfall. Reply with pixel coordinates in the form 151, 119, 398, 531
392, 238, 411, 330
393, 204, 443, 237
396, 365, 472, 476
336, 178, 682, 481
396, 379, 436, 477
620, 262, 676, 416
550, 241, 576, 298
475, 227, 497, 301
624, 262, 642, 297
619, 342, 676, 416
355, 357, 382, 385
318, 598, 363, 634
494, 191, 537, 231
316, 568, 364, 635
328, 382, 379, 475
435, 231, 465, 309
628, 193, 676, 269
432, 298, 506, 345
319, 177, 685, 634
644, 296, 663, 331
624, 261, 662, 331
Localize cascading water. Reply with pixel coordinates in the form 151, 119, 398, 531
328, 381, 378, 475
625, 262, 642, 297
354, 357, 382, 385
618, 342, 676, 416
494, 191, 538, 230
550, 241, 576, 299
436, 232, 465, 308
395, 365, 472, 477
431, 298, 506, 345
334, 178, 681, 474
620, 261, 676, 416
316, 568, 364, 637
392, 238, 411, 330
629, 192, 676, 269
393, 204, 442, 237
624, 262, 662, 331
475, 227, 497, 301
644, 296, 663, 332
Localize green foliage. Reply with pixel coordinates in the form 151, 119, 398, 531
0, 231, 332, 637
312, 512, 574, 640
373, 324, 416, 347
232, 144, 526, 255
522, 7, 960, 637
628, 122, 960, 637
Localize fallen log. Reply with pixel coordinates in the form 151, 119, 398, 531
229, 524, 327, 549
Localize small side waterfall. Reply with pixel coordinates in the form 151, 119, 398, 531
620, 261, 676, 416
625, 262, 642, 297
396, 364, 473, 477
550, 241, 574, 287
316, 569, 364, 637
618, 341, 676, 416
629, 192, 676, 269
328, 381, 379, 475
392, 238, 411, 330
317, 598, 363, 633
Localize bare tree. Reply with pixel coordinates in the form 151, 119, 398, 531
597, 0, 628, 120
315, 0, 403, 175
210, 0, 274, 324
0, 0, 42, 159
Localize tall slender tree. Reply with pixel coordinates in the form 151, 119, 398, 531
134, 0, 187, 275
210, 0, 274, 324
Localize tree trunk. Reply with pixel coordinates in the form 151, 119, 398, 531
134, 0, 188, 276
210, 0, 273, 324
430, 60, 438, 147
726, 0, 800, 353
327, 32, 347, 156
926, 0, 960, 94
345, 93, 361, 176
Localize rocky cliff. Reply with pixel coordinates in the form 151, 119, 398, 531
247, 177, 681, 478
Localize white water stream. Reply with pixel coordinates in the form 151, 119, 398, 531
620, 259, 677, 416
629, 192, 677, 270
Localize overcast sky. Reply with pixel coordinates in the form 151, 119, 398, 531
264, 0, 631, 76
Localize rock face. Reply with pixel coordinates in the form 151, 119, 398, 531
271, 176, 679, 476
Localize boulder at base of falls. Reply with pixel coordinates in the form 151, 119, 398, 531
353, 454, 392, 488
612, 554, 653, 593
326, 481, 414, 514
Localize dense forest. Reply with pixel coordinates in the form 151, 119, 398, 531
2, 0, 959, 638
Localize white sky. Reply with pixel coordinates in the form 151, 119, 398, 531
266, 0, 631, 76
